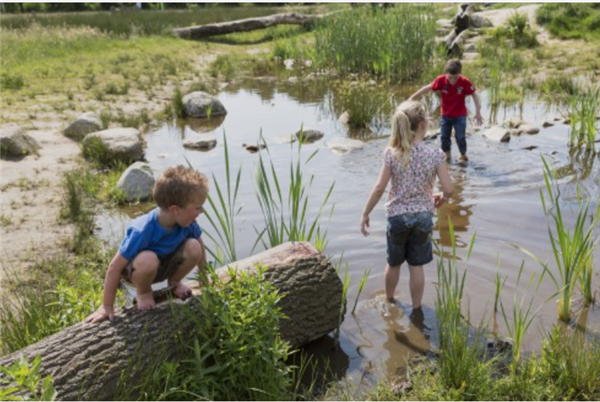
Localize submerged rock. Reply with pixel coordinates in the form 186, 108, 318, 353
115, 162, 155, 202
183, 134, 217, 150
326, 137, 365, 153
519, 124, 540, 135
483, 126, 511, 142
542, 121, 554, 128
64, 112, 103, 141
295, 129, 324, 143
0, 124, 40, 158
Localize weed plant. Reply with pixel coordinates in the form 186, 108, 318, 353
330, 80, 391, 129
537, 3, 600, 41
568, 85, 600, 149
313, 5, 436, 82
0, 355, 56, 401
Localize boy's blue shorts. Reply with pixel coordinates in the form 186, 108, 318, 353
386, 212, 434, 267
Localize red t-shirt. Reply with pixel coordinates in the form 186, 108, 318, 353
431, 75, 475, 118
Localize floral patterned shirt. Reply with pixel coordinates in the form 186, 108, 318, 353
383, 142, 446, 217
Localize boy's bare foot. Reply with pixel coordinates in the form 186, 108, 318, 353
458, 154, 469, 161
171, 282, 193, 299
136, 292, 156, 310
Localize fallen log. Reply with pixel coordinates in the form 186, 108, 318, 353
0, 242, 344, 401
173, 12, 330, 39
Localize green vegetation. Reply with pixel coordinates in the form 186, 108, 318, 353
489, 11, 539, 48
537, 3, 600, 41
137, 267, 304, 401
330, 80, 392, 129
313, 5, 436, 81
0, 355, 56, 401
568, 85, 600, 149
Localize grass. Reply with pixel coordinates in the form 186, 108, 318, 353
330, 79, 392, 129
312, 5, 437, 82
0, 355, 56, 401
254, 134, 334, 253
568, 85, 600, 149
537, 3, 600, 41
488, 11, 539, 49
137, 267, 305, 401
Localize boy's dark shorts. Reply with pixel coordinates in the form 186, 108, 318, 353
122, 240, 188, 284
386, 212, 434, 267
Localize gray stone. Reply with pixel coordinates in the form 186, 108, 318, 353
182, 91, 227, 119
288, 76, 298, 83
326, 137, 365, 153
338, 111, 350, 125
470, 14, 493, 28
542, 121, 554, 128
183, 134, 217, 150
519, 124, 540, 135
82, 128, 143, 164
64, 112, 102, 141
483, 126, 511, 142
295, 129, 324, 143
464, 43, 477, 53
509, 128, 521, 136
115, 162, 155, 202
0, 124, 40, 158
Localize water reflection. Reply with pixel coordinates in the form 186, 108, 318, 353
184, 115, 226, 134
435, 170, 474, 249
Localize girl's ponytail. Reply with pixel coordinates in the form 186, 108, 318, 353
389, 101, 426, 167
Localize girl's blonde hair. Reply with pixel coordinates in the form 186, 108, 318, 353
389, 100, 427, 167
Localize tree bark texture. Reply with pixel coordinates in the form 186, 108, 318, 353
0, 242, 344, 401
173, 12, 328, 39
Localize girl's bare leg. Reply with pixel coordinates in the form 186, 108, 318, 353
385, 263, 401, 302
408, 264, 424, 309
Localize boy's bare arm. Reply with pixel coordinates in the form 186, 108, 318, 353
85, 252, 129, 323
471, 92, 484, 125
409, 84, 432, 101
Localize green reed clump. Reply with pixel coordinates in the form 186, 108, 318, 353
0, 355, 56, 401
568, 85, 600, 149
330, 80, 391, 129
254, 135, 334, 252
314, 5, 436, 82
140, 267, 297, 401
537, 157, 600, 321
489, 12, 539, 48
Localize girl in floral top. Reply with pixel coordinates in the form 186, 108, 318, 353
361, 100, 453, 309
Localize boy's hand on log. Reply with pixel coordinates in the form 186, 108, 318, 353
84, 305, 115, 324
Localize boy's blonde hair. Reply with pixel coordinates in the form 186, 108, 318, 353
153, 165, 209, 209
389, 100, 427, 167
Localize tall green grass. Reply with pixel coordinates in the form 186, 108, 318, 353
254, 135, 334, 252
313, 5, 436, 82
0, 355, 56, 401
568, 85, 600, 149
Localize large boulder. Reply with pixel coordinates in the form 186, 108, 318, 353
64, 112, 103, 141
182, 91, 227, 118
183, 133, 217, 150
295, 128, 324, 143
115, 162, 155, 202
327, 137, 365, 153
0, 124, 40, 158
483, 126, 511, 143
470, 14, 493, 28
82, 128, 143, 165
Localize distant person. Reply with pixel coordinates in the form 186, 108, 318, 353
360, 101, 453, 309
85, 166, 208, 323
409, 59, 483, 162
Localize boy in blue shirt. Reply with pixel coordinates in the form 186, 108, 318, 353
86, 165, 209, 323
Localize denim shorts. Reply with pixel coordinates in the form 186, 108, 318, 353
386, 212, 434, 267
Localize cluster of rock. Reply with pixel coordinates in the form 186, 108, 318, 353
435, 4, 493, 60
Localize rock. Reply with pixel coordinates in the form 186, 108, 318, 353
504, 118, 524, 129
368, 80, 377, 86
63, 112, 102, 141
304, 60, 313, 68
338, 111, 350, 125
82, 128, 143, 165
462, 52, 479, 61
542, 121, 554, 128
483, 126, 511, 143
182, 91, 227, 119
288, 76, 298, 83
464, 43, 477, 53
115, 162, 155, 202
295, 129, 324, 143
519, 124, 540, 135
0, 124, 40, 158
283, 59, 294, 70
183, 134, 217, 150
563, 118, 571, 125
509, 129, 521, 136
436, 18, 453, 27
470, 14, 493, 28
326, 137, 365, 153
242, 143, 266, 153
436, 28, 448, 36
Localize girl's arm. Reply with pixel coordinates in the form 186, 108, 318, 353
434, 162, 454, 207
361, 163, 391, 236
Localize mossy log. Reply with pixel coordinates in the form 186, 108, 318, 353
0, 242, 344, 401
173, 12, 330, 39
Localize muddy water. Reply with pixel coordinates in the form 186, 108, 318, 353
98, 77, 600, 387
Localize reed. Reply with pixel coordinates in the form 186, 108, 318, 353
494, 260, 507, 314
254, 135, 334, 252
313, 5, 436, 82
568, 85, 600, 149
334, 256, 351, 344
352, 268, 371, 315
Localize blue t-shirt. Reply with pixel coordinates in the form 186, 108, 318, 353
119, 208, 202, 260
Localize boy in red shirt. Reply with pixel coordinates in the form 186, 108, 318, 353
409, 60, 483, 161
